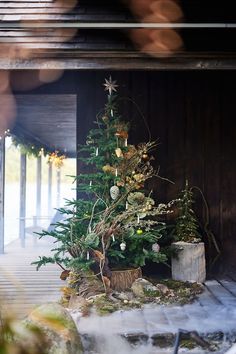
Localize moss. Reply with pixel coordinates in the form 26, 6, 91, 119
143, 289, 161, 297
93, 296, 119, 316
180, 339, 197, 349
66, 277, 204, 315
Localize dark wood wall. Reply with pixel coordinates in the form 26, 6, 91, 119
24, 70, 236, 269
75, 71, 236, 270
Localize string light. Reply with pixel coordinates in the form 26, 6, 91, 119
0, 128, 11, 140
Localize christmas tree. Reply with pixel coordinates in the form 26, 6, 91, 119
33, 77, 174, 292
175, 180, 201, 243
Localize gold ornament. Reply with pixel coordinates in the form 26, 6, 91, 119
136, 229, 143, 235
102, 115, 109, 123
124, 145, 137, 160
133, 173, 145, 183
115, 148, 123, 158
47, 151, 66, 169
117, 180, 125, 187
115, 129, 128, 140
142, 153, 149, 161
102, 164, 115, 174
103, 76, 118, 95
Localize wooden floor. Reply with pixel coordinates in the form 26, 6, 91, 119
0, 235, 64, 319
1, 234, 236, 327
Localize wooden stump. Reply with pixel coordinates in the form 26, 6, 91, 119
171, 242, 206, 283
110, 267, 142, 291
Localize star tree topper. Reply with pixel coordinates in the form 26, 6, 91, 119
103, 76, 118, 95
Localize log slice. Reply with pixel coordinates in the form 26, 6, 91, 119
110, 267, 142, 291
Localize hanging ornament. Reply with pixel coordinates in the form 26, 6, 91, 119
117, 180, 125, 187
95, 147, 99, 156
115, 148, 123, 158
47, 151, 66, 169
111, 109, 114, 117
102, 115, 109, 123
138, 212, 147, 219
86, 137, 94, 145
115, 130, 128, 139
115, 168, 118, 177
133, 173, 145, 183
87, 251, 90, 260
110, 185, 120, 200
124, 138, 128, 147
112, 234, 115, 242
120, 242, 126, 251
102, 164, 115, 174
137, 215, 140, 224
89, 180, 92, 187
142, 153, 149, 161
152, 243, 160, 253
125, 202, 129, 210
136, 229, 143, 235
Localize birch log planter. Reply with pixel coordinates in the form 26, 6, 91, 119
110, 267, 142, 291
171, 242, 206, 283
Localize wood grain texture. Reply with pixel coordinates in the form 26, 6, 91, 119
0, 0, 236, 65
13, 94, 76, 157
172, 242, 206, 283
75, 71, 236, 271
0, 237, 63, 319
110, 267, 142, 291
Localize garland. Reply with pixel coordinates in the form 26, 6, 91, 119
11, 136, 66, 168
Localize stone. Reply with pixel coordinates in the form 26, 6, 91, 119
26, 303, 83, 354
131, 278, 158, 297
151, 333, 175, 347
171, 242, 206, 283
155, 283, 169, 294
122, 332, 149, 345
113, 291, 133, 301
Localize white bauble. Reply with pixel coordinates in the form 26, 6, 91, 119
110, 185, 120, 200
120, 242, 126, 251
152, 243, 160, 253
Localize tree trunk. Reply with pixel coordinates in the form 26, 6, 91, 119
110, 267, 142, 291
171, 242, 206, 283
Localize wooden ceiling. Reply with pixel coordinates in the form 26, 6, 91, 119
13, 94, 77, 157
1, 0, 236, 70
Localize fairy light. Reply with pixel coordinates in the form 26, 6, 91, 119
0, 128, 11, 140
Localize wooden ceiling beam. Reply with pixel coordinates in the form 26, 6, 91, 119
1, 52, 236, 70
1, 22, 236, 29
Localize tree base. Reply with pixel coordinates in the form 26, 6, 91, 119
110, 267, 142, 291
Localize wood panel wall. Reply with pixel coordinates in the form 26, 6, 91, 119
25, 70, 236, 269
75, 71, 236, 270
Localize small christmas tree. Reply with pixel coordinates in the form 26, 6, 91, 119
175, 180, 201, 243
33, 77, 174, 293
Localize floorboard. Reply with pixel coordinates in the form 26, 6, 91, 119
0, 236, 64, 319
